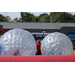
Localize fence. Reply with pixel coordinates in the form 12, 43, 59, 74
0, 55, 75, 62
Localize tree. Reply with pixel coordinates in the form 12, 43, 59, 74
34, 13, 50, 22
39, 13, 50, 22
59, 12, 74, 22
3, 17, 9, 22
17, 18, 22, 22
50, 12, 61, 22
13, 17, 19, 22
34, 16, 39, 22
50, 12, 74, 23
27, 13, 35, 22
24, 12, 29, 22
21, 12, 24, 22
20, 12, 35, 22
0, 14, 5, 22
0, 14, 11, 22
72, 14, 75, 22
3, 16, 11, 22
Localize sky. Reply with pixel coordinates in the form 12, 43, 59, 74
0, 12, 75, 20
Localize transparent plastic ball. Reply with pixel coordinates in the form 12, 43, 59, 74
0, 28, 36, 56
0, 40, 3, 55
41, 32, 73, 55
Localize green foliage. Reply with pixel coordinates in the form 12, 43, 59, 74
13, 17, 19, 22
3, 16, 11, 22
39, 13, 50, 22
50, 12, 74, 23
0, 14, 11, 22
19, 12, 75, 22
0, 12, 75, 23
20, 12, 35, 22
20, 12, 50, 22
0, 14, 5, 22
34, 16, 39, 22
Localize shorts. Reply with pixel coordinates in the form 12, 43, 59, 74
36, 50, 42, 55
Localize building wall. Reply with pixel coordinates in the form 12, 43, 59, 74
0, 22, 75, 35
0, 22, 75, 37
0, 22, 75, 29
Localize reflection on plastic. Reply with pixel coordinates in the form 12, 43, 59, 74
41, 32, 73, 55
0, 28, 36, 56
0, 44, 3, 55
